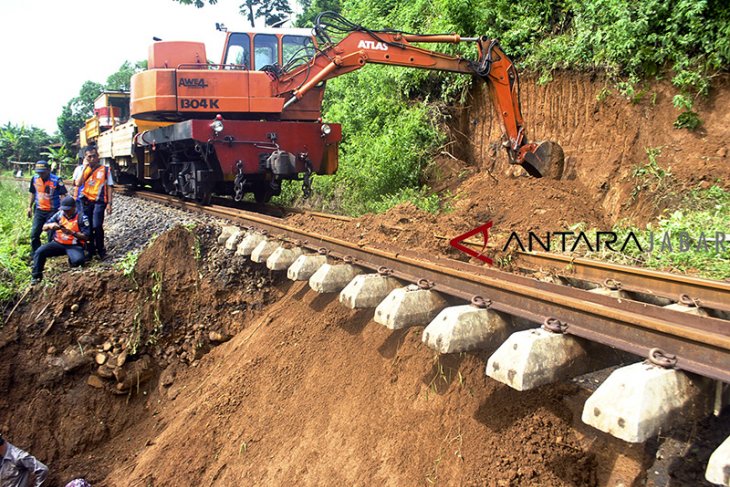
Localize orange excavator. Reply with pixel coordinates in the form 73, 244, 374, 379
98, 12, 563, 203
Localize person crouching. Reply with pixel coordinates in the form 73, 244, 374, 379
31, 196, 90, 284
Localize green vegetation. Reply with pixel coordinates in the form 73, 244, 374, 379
0, 123, 56, 172
631, 147, 675, 207
115, 249, 140, 288
586, 186, 730, 280
174, 0, 293, 27
0, 181, 31, 303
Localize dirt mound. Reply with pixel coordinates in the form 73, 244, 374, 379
287, 171, 608, 265
106, 281, 600, 486
0, 223, 631, 486
0, 224, 275, 484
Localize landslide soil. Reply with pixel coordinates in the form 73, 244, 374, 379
0, 226, 276, 485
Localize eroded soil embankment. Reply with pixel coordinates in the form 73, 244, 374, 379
454, 72, 730, 223
2, 224, 644, 486
107, 282, 602, 486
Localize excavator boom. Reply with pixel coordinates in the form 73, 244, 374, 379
273, 13, 564, 178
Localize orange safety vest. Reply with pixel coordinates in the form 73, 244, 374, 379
33, 176, 61, 211
81, 165, 110, 203
54, 213, 82, 246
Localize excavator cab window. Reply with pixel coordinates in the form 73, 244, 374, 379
254, 34, 279, 70
282, 35, 315, 70
224, 33, 251, 69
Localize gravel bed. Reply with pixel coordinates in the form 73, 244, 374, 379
104, 193, 227, 260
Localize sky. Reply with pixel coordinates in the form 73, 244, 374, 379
0, 0, 301, 134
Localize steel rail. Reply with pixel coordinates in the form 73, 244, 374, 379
516, 251, 730, 313
131, 190, 730, 382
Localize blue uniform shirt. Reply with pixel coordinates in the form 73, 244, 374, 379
29, 174, 67, 212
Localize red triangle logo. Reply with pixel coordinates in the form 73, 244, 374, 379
449, 221, 493, 265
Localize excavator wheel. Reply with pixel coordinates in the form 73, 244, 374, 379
521, 141, 565, 179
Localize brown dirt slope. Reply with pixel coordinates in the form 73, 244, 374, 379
0, 225, 606, 486
454, 72, 730, 222
0, 226, 276, 484
107, 279, 598, 487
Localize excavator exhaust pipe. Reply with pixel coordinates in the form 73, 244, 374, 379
520, 141, 565, 179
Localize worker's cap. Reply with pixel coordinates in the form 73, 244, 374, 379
34, 160, 50, 173
60, 196, 76, 211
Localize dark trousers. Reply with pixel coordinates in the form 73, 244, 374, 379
32, 241, 86, 279
30, 209, 54, 253
83, 200, 107, 257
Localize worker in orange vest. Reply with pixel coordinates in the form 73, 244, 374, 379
75, 146, 114, 260
31, 197, 90, 284
27, 160, 67, 252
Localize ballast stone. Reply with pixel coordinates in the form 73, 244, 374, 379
218, 225, 240, 244
251, 239, 280, 263
267, 246, 303, 271
374, 285, 446, 330
486, 328, 591, 391
309, 263, 362, 294
581, 361, 713, 443
706, 434, 730, 486
422, 305, 510, 354
236, 232, 265, 256
339, 274, 400, 309
287, 254, 327, 281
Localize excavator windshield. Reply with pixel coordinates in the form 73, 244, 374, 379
221, 29, 316, 71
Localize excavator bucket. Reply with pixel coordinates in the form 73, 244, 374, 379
521, 141, 565, 179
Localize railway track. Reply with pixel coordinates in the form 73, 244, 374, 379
134, 190, 730, 375
516, 251, 730, 314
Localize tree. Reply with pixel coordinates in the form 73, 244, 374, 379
57, 80, 103, 144
56, 60, 145, 144
253, 0, 293, 27
294, 0, 340, 28
0, 123, 56, 168
42, 143, 75, 176
105, 60, 147, 91
173, 0, 293, 27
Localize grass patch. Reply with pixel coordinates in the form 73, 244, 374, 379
584, 185, 730, 280
0, 180, 32, 304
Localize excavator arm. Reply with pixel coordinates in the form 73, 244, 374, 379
273, 13, 563, 178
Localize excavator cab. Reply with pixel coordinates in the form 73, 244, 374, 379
221, 30, 317, 71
